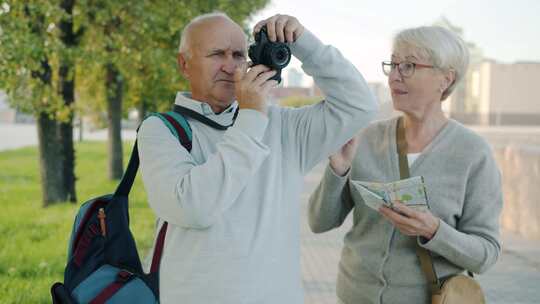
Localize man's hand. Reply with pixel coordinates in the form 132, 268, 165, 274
379, 201, 440, 240
234, 64, 278, 114
329, 135, 360, 176
253, 14, 305, 43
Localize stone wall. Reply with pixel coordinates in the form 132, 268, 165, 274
492, 145, 540, 240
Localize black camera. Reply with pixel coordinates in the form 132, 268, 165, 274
248, 25, 291, 83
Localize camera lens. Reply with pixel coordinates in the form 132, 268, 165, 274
268, 44, 291, 68
275, 49, 287, 62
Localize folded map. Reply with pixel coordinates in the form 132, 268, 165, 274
349, 176, 429, 212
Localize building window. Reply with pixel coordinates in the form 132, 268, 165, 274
471, 71, 480, 98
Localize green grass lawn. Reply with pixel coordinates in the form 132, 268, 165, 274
0, 141, 156, 304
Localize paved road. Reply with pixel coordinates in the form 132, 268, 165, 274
300, 163, 540, 304
2, 123, 539, 152
0, 123, 136, 151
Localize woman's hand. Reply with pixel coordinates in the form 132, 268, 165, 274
329, 135, 360, 176
379, 201, 440, 240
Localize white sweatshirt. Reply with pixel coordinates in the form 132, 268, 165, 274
137, 30, 377, 304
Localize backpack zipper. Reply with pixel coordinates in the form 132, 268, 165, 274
98, 208, 107, 237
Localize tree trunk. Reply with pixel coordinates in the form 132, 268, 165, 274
137, 98, 148, 126
32, 58, 69, 206
58, 0, 77, 202
78, 116, 83, 142
58, 64, 77, 202
106, 63, 124, 180
37, 112, 67, 206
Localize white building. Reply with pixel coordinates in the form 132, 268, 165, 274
461, 60, 540, 125
0, 91, 34, 124
285, 67, 304, 87
367, 82, 398, 121
434, 17, 485, 122
0, 91, 16, 123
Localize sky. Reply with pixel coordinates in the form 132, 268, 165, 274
248, 0, 540, 84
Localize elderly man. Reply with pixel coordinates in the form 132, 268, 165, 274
137, 12, 377, 304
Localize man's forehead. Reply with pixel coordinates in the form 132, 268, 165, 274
193, 18, 247, 51
204, 32, 246, 50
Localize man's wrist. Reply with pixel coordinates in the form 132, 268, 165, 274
288, 30, 321, 63
238, 101, 267, 115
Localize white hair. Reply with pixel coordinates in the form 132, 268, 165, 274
393, 26, 470, 100
178, 12, 234, 58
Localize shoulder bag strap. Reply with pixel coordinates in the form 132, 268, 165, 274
396, 116, 442, 296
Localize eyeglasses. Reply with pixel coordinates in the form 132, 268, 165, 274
381, 61, 435, 78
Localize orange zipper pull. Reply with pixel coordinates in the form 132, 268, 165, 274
98, 208, 107, 237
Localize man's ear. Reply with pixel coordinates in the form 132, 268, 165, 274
178, 53, 189, 79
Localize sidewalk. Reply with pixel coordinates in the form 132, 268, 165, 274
300, 163, 540, 304
0, 123, 136, 151
477, 230, 540, 304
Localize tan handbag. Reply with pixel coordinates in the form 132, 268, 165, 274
396, 117, 486, 304
416, 246, 485, 304
432, 274, 485, 304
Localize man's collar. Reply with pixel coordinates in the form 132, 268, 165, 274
174, 92, 238, 126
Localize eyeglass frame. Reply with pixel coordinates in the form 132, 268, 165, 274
381, 61, 436, 78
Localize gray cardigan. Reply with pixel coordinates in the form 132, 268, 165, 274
308, 116, 503, 304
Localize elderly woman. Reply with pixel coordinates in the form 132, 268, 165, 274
308, 26, 503, 304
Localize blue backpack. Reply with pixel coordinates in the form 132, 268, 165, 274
51, 111, 192, 304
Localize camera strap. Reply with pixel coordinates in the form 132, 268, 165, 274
173, 104, 239, 130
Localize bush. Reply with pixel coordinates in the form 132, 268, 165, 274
279, 95, 322, 108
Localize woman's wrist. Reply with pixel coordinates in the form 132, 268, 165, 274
329, 160, 350, 177
423, 217, 440, 240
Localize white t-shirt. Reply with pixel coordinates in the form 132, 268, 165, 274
407, 153, 421, 167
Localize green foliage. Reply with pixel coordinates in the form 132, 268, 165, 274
75, 0, 270, 122
0, 1, 67, 116
0, 142, 155, 303
280, 95, 322, 108
1, 0, 270, 119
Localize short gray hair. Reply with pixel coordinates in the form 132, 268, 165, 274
393, 26, 470, 100
178, 12, 233, 58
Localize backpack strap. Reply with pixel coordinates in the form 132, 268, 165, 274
146, 111, 192, 152
113, 111, 192, 274
113, 143, 140, 197
113, 112, 192, 197
142, 112, 192, 274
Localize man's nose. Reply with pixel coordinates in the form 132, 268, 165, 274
221, 56, 238, 75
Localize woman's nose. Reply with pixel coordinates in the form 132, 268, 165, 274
388, 67, 403, 82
